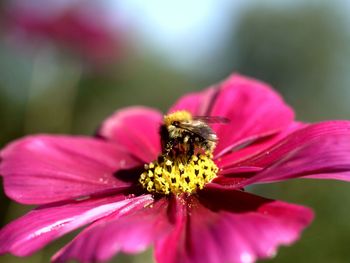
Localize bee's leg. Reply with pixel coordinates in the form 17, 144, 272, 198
187, 138, 195, 160
163, 139, 174, 155
159, 125, 169, 153
174, 139, 184, 157
203, 141, 210, 154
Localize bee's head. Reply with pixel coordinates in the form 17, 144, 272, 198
163, 111, 192, 127
172, 121, 180, 127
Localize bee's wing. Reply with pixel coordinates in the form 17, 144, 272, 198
177, 121, 218, 142
192, 116, 230, 124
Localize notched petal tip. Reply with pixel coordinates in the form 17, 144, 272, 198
51, 196, 173, 263
156, 189, 313, 263
0, 195, 140, 257
238, 121, 350, 186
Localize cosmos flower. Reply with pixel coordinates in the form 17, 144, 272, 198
1, 74, 350, 263
4, 1, 124, 64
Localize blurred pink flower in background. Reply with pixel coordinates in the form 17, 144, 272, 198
4, 0, 125, 65
1, 74, 350, 263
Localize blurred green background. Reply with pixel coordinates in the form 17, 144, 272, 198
1, 0, 350, 262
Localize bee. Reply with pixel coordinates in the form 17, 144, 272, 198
160, 111, 229, 158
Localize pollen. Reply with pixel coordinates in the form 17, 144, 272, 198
139, 153, 218, 195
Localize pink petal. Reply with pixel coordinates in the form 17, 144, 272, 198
168, 74, 294, 157
236, 121, 350, 187
0, 135, 141, 204
52, 197, 174, 263
156, 188, 313, 263
216, 122, 304, 169
0, 194, 153, 257
98, 106, 163, 162
169, 86, 218, 116
211, 74, 295, 156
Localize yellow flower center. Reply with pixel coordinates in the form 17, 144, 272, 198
139, 111, 219, 195
139, 153, 218, 195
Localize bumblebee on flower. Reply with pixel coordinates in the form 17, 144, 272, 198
140, 110, 225, 195
1, 74, 350, 263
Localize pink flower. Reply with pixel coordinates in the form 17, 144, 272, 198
5, 2, 124, 64
1, 74, 350, 263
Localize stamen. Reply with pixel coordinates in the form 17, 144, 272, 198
139, 153, 218, 195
